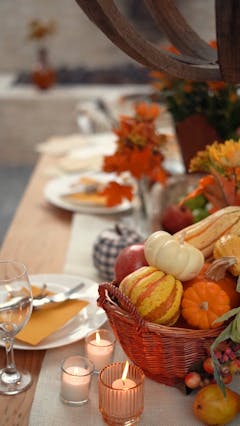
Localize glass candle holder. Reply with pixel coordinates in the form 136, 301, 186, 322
60, 355, 94, 406
99, 362, 145, 425
85, 329, 115, 372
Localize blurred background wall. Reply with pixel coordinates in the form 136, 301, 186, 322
0, 0, 131, 73
0, 0, 215, 73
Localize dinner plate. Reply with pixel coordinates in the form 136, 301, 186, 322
44, 171, 133, 214
14, 273, 106, 350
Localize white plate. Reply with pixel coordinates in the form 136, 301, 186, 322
44, 171, 133, 214
14, 273, 106, 350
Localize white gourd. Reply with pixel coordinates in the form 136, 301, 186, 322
144, 230, 204, 281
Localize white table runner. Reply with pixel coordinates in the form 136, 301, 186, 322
29, 213, 240, 426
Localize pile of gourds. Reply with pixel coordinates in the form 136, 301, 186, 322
119, 206, 240, 330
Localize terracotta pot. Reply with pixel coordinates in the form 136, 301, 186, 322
175, 113, 220, 170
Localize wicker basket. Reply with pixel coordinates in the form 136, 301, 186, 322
98, 282, 222, 387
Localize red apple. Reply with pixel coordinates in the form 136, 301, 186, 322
184, 372, 202, 389
114, 243, 148, 283
161, 204, 193, 234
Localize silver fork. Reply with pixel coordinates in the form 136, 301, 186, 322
32, 282, 85, 309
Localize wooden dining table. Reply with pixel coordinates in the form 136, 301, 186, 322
0, 154, 73, 425
2, 134, 234, 426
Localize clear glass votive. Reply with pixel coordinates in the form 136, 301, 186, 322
99, 362, 145, 426
60, 355, 94, 406
85, 329, 115, 373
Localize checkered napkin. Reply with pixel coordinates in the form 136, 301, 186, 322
93, 223, 142, 281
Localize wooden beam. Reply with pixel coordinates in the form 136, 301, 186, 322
144, 0, 217, 61
75, 0, 220, 80
216, 0, 240, 82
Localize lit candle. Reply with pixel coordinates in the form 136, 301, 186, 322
112, 361, 136, 390
60, 355, 94, 405
99, 361, 144, 425
85, 330, 115, 371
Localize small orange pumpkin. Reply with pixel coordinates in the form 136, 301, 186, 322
181, 281, 231, 329
183, 261, 240, 309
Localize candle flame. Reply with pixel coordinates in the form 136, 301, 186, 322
73, 367, 80, 376
121, 360, 129, 385
96, 331, 101, 344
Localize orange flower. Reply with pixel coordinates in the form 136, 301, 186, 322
149, 41, 240, 143
102, 101, 168, 206
209, 40, 217, 49
27, 19, 56, 40
183, 81, 193, 93
135, 102, 160, 121
207, 81, 226, 91
103, 101, 168, 180
184, 140, 240, 211
166, 45, 180, 55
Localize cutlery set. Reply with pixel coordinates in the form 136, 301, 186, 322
32, 282, 85, 309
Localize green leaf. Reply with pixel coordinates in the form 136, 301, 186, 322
211, 322, 233, 352
210, 322, 233, 397
211, 351, 226, 397
213, 306, 240, 324
231, 313, 240, 343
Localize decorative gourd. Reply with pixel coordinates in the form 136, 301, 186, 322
213, 234, 240, 276
181, 281, 231, 329
144, 230, 204, 281
119, 266, 183, 326
174, 206, 240, 260
183, 258, 240, 309
93, 223, 142, 281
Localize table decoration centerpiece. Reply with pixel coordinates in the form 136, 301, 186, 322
97, 204, 240, 386
27, 18, 57, 90
150, 43, 240, 169
97, 114, 240, 424
101, 101, 169, 227
158, 138, 240, 232
180, 139, 240, 214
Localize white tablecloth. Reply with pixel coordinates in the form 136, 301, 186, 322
29, 213, 240, 426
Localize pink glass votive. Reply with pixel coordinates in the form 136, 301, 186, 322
99, 362, 145, 425
85, 328, 115, 372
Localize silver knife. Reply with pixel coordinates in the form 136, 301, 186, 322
32, 282, 85, 309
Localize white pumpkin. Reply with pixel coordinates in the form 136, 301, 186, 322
144, 230, 204, 281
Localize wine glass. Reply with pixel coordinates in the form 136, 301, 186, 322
0, 260, 33, 395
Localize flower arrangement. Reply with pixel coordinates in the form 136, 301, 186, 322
27, 19, 57, 41
27, 19, 57, 90
101, 102, 169, 207
181, 139, 240, 213
150, 43, 240, 141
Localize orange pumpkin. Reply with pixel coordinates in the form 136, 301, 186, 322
183, 262, 240, 309
181, 281, 231, 329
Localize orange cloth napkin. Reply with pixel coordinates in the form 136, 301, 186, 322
16, 285, 89, 346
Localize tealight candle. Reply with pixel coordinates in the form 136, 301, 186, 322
99, 361, 144, 425
112, 360, 136, 391
60, 355, 94, 406
85, 329, 115, 372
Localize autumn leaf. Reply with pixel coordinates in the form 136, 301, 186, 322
99, 181, 134, 207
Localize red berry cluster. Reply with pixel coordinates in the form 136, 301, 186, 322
184, 341, 240, 392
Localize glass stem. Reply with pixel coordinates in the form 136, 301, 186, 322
137, 179, 147, 218
4, 338, 17, 374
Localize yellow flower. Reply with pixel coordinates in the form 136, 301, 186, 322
208, 140, 240, 168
